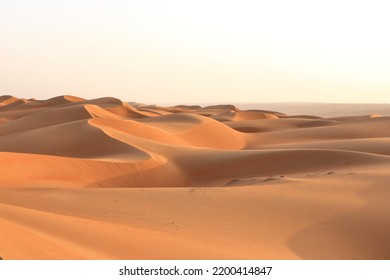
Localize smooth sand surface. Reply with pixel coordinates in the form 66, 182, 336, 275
0, 95, 390, 259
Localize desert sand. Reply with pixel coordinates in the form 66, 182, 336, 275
0, 95, 390, 259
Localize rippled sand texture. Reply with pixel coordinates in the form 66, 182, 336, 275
0, 95, 390, 259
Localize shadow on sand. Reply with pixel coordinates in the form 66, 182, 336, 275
288, 183, 390, 259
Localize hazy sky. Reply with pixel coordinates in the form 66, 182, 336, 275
1, 0, 389, 104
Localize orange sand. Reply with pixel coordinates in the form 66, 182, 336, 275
0, 95, 389, 259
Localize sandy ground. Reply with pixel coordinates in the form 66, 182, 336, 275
0, 95, 389, 259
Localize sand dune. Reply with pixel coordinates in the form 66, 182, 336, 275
1, 95, 390, 259
234, 110, 279, 121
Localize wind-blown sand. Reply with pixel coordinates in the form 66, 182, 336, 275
0, 95, 390, 259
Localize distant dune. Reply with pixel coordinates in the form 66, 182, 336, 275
0, 95, 390, 259
235, 102, 390, 117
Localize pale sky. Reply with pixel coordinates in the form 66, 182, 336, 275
1, 0, 389, 104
